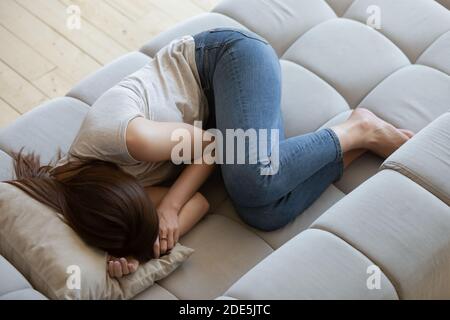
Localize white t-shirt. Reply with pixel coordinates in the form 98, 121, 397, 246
53, 36, 208, 187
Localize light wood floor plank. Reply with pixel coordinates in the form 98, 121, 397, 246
133, 9, 179, 45
105, 0, 146, 21
32, 68, 72, 98
0, 0, 101, 83
61, 0, 143, 51
0, 98, 21, 128
148, 0, 205, 22
0, 0, 220, 127
0, 24, 55, 81
17, 0, 128, 65
191, 0, 219, 11
0, 59, 47, 114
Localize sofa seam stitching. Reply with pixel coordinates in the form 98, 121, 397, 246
280, 57, 352, 108
415, 27, 450, 64
381, 161, 450, 205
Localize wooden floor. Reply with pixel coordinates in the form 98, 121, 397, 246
0, 0, 219, 128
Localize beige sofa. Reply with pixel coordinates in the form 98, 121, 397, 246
1, 0, 449, 300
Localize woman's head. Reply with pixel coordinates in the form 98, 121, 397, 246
7, 150, 158, 262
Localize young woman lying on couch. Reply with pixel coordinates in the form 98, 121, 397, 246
7, 28, 413, 278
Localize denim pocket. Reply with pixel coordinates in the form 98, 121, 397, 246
209, 27, 269, 45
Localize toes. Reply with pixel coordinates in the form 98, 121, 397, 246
399, 129, 415, 139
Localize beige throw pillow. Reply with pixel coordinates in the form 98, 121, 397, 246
0, 182, 194, 299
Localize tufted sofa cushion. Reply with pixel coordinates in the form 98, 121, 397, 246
0, 0, 449, 299
221, 229, 398, 300
311, 170, 450, 299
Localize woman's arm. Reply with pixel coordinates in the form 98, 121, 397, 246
126, 117, 215, 254
146, 187, 210, 257
156, 163, 214, 253
126, 117, 214, 162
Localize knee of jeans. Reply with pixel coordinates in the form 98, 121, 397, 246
222, 164, 271, 205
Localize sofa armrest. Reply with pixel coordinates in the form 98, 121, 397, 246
312, 170, 450, 299
381, 112, 450, 205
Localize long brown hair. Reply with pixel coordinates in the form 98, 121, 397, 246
6, 149, 159, 262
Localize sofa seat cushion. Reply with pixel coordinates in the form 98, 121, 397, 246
358, 65, 450, 134
280, 60, 350, 136
312, 170, 450, 299
344, 0, 450, 62
213, 0, 337, 56
213, 185, 345, 249
155, 214, 273, 299
283, 19, 410, 108
382, 113, 450, 205
417, 30, 450, 76
222, 229, 398, 300
0, 97, 89, 164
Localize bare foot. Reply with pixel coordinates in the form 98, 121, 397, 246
352, 108, 411, 158
330, 108, 413, 158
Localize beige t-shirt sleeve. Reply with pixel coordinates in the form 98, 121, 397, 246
68, 85, 145, 166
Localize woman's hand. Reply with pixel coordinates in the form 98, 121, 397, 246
107, 256, 139, 278
155, 207, 180, 257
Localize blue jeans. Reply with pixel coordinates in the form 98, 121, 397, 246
194, 28, 344, 231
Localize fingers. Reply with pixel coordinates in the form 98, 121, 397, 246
108, 260, 123, 278
120, 258, 129, 275
166, 228, 174, 252
158, 217, 180, 257
174, 228, 180, 245
113, 261, 122, 278
159, 229, 168, 255
108, 258, 133, 278
160, 239, 168, 255
127, 257, 139, 273
107, 255, 141, 279
128, 262, 138, 273
108, 261, 115, 277
153, 238, 161, 259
